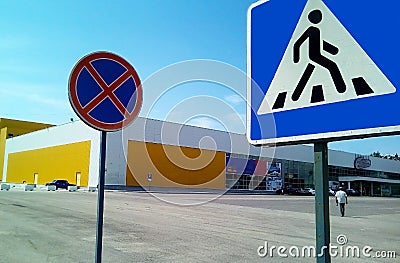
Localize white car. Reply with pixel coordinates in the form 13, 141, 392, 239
305, 188, 315, 195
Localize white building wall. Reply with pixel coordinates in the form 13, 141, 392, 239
105, 129, 126, 185
115, 117, 276, 158
329, 149, 356, 168
329, 149, 400, 174
274, 144, 400, 175
274, 145, 314, 163
2, 121, 100, 186
370, 157, 400, 174
105, 117, 146, 185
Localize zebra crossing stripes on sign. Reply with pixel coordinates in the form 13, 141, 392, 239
247, 0, 400, 146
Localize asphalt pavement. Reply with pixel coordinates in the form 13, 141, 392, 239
0, 190, 398, 262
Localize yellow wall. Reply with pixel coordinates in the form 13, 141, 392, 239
0, 128, 6, 182
126, 140, 226, 189
6, 141, 91, 186
0, 118, 53, 138
0, 118, 54, 180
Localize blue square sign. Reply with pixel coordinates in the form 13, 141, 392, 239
247, 0, 400, 145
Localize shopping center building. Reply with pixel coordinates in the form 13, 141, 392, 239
1, 117, 400, 197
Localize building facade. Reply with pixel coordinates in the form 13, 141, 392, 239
1, 117, 400, 196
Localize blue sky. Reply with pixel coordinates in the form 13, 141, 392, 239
0, 0, 398, 155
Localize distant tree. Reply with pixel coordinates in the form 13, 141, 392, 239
371, 152, 400, 161
370, 151, 382, 158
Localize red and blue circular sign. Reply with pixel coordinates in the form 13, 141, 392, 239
68, 51, 142, 131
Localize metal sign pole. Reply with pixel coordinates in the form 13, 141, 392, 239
314, 142, 331, 263
68, 51, 142, 263
95, 131, 107, 263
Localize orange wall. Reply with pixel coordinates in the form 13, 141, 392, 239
126, 140, 226, 189
6, 141, 91, 186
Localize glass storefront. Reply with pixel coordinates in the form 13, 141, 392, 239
282, 160, 314, 189
391, 184, 400, 196
225, 154, 400, 196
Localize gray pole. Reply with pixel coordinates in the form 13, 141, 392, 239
95, 131, 107, 263
314, 142, 331, 263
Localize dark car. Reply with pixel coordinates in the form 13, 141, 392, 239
296, 188, 313, 196
46, 180, 75, 190
283, 187, 312, 195
345, 189, 360, 196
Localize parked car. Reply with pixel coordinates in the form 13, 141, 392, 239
345, 189, 360, 196
283, 187, 312, 195
304, 188, 315, 195
282, 187, 298, 195
302, 188, 334, 196
45, 180, 75, 190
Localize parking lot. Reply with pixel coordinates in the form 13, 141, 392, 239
0, 190, 398, 262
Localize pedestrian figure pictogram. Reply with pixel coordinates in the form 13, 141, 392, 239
292, 9, 346, 102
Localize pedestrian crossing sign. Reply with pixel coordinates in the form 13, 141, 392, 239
247, 0, 400, 146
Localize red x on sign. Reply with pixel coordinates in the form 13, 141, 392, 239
68, 51, 142, 131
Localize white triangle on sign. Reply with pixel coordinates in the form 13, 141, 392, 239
257, 0, 396, 115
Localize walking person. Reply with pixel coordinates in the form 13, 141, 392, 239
335, 187, 348, 217
292, 9, 346, 101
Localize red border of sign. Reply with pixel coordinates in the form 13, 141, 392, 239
68, 51, 142, 131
